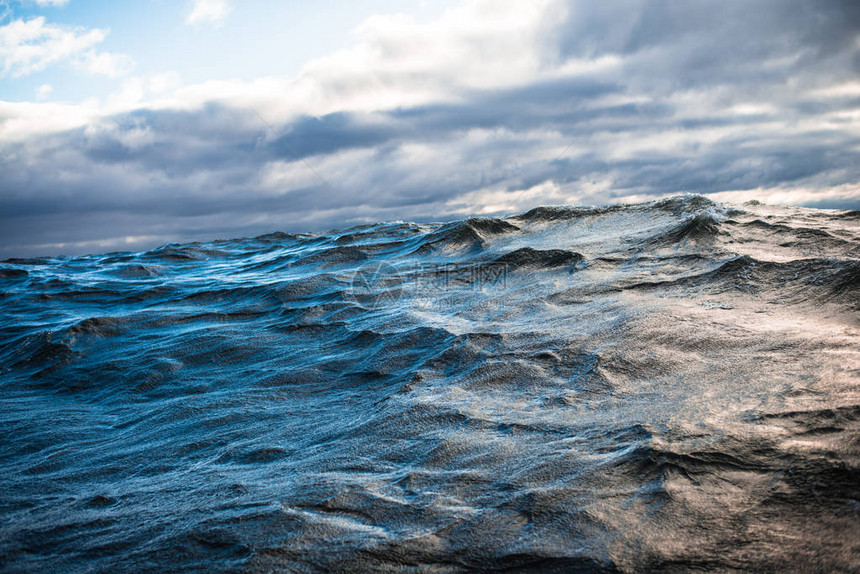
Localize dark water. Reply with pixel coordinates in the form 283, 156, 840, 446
1, 195, 858, 572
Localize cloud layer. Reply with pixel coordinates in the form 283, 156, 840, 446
1, 0, 859, 257
0, 15, 131, 78
186, 0, 230, 26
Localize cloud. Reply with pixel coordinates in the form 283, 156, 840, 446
0, 15, 132, 77
0, 0, 859, 257
186, 0, 230, 26
34, 82, 51, 99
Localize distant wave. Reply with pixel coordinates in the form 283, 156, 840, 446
0, 195, 858, 572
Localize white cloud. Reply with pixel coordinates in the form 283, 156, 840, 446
0, 98, 100, 142
288, 0, 560, 113
106, 76, 145, 110
148, 70, 181, 94
0, 16, 132, 77
34, 82, 51, 99
186, 0, 230, 26
85, 117, 154, 151
81, 49, 133, 77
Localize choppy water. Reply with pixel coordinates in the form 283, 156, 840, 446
1, 195, 858, 572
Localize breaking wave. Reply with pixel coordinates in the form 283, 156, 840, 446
0, 195, 858, 572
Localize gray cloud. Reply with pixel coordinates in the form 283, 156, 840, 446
1, 0, 859, 257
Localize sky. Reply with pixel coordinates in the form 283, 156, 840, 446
1, 0, 859, 257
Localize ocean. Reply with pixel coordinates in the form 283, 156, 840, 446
1, 195, 858, 572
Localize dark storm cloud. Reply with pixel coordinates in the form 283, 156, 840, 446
1, 0, 859, 257
269, 113, 398, 160
558, 0, 860, 77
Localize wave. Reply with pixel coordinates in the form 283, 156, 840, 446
416, 217, 521, 254
494, 247, 583, 269
0, 195, 858, 572
646, 211, 723, 247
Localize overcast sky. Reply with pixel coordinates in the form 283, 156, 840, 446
1, 0, 859, 257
